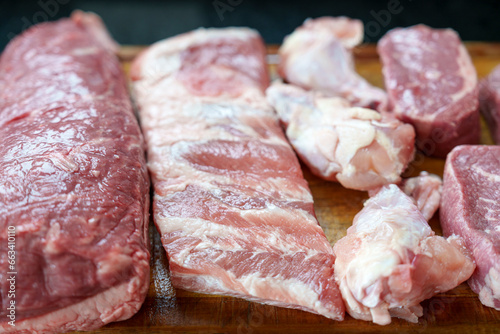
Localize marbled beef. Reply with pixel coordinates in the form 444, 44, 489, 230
0, 12, 150, 333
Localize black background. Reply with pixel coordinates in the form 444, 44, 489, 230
1, 0, 500, 51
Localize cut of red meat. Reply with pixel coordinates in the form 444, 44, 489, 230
0, 12, 150, 333
479, 64, 500, 144
132, 28, 345, 320
378, 25, 480, 158
440, 145, 500, 310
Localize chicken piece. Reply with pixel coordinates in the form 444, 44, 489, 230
400, 172, 442, 220
266, 82, 415, 191
333, 185, 475, 325
369, 172, 443, 221
278, 17, 388, 110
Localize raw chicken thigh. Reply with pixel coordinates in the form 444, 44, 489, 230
266, 83, 415, 191
333, 185, 475, 325
278, 16, 388, 110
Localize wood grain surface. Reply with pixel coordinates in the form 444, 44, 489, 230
83, 43, 500, 333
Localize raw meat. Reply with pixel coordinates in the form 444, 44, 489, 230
369, 172, 443, 221
440, 145, 500, 310
334, 184, 475, 325
266, 82, 415, 191
131, 28, 345, 320
479, 64, 500, 144
400, 172, 442, 221
278, 17, 388, 110
378, 25, 480, 158
0, 12, 150, 333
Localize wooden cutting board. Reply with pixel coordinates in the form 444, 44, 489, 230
85, 43, 500, 333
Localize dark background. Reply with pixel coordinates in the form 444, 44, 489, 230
1, 0, 500, 51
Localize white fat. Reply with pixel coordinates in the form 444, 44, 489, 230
96, 251, 133, 280
347, 248, 399, 301
472, 164, 500, 182
72, 46, 99, 56
450, 43, 477, 103
335, 119, 376, 166
239, 274, 329, 316
158, 208, 324, 265
478, 266, 500, 310
44, 223, 62, 254
49, 152, 79, 173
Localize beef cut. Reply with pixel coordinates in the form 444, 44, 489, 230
278, 17, 388, 110
440, 145, 500, 310
334, 185, 475, 325
479, 64, 500, 144
0, 12, 150, 333
266, 82, 415, 191
131, 28, 345, 319
378, 25, 480, 158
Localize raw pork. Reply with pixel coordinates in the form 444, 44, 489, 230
0, 12, 150, 333
479, 64, 500, 144
278, 17, 388, 110
378, 25, 480, 158
131, 28, 345, 320
266, 82, 415, 191
440, 145, 500, 310
334, 185, 475, 325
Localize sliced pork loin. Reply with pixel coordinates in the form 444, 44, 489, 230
278, 17, 388, 110
131, 28, 345, 320
378, 25, 480, 158
440, 145, 500, 310
266, 82, 415, 191
479, 64, 500, 144
0, 12, 150, 333
334, 185, 475, 325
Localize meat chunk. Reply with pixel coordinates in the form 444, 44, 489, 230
440, 145, 500, 310
266, 82, 415, 191
0, 12, 150, 333
132, 28, 345, 320
400, 172, 442, 221
370, 172, 443, 221
378, 25, 480, 158
479, 64, 500, 144
334, 185, 475, 325
278, 17, 388, 110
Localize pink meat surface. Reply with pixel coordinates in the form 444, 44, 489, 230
278, 17, 388, 110
369, 172, 443, 221
132, 28, 345, 320
400, 172, 442, 221
378, 25, 480, 158
479, 64, 500, 144
0, 12, 150, 334
266, 82, 415, 191
334, 185, 475, 325
440, 145, 500, 310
